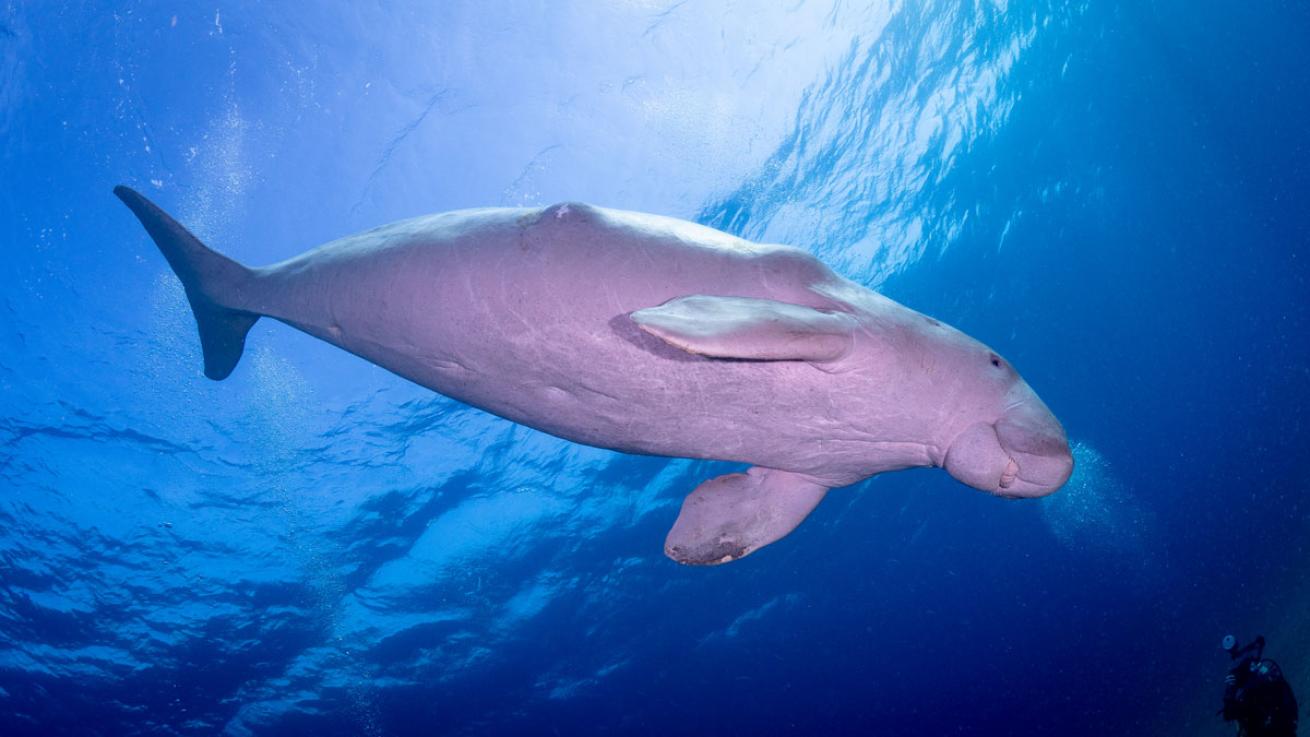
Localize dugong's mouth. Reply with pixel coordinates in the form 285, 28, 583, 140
999, 457, 1020, 490
994, 452, 1068, 499
944, 413, 1073, 499
992, 414, 1074, 498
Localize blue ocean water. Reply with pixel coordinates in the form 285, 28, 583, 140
2, 1, 1308, 735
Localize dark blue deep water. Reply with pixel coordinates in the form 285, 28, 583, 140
3, 2, 1308, 735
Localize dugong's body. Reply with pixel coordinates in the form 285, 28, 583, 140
116, 186, 1073, 565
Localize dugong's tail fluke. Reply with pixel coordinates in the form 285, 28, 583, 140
114, 185, 260, 381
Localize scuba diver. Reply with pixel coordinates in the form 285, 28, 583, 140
1220, 634, 1299, 736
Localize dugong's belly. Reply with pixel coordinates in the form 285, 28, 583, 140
263, 204, 886, 481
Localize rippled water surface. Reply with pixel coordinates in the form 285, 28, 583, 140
3, 2, 1309, 735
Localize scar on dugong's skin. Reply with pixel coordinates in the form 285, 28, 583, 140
115, 186, 1074, 566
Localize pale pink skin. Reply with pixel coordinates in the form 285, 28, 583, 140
229, 202, 1073, 500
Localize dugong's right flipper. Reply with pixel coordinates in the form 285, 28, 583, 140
664, 467, 829, 565
115, 186, 261, 380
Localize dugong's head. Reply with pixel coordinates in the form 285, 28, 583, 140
938, 349, 1073, 499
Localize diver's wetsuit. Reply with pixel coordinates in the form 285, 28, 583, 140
1221, 637, 1299, 737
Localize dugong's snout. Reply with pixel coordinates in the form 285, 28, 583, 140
944, 397, 1072, 499
993, 404, 1073, 498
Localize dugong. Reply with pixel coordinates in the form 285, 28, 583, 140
115, 186, 1073, 565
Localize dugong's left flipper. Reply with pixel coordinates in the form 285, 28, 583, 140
631, 295, 857, 363
665, 467, 829, 565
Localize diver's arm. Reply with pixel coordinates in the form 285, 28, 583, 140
1230, 635, 1266, 662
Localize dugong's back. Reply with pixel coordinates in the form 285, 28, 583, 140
257, 202, 851, 466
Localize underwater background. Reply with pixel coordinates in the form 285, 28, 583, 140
2, 1, 1308, 735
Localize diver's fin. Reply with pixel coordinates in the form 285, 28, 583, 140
631, 295, 856, 363
664, 467, 829, 566
114, 185, 260, 380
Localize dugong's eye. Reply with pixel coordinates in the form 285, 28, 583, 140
989, 354, 1003, 369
